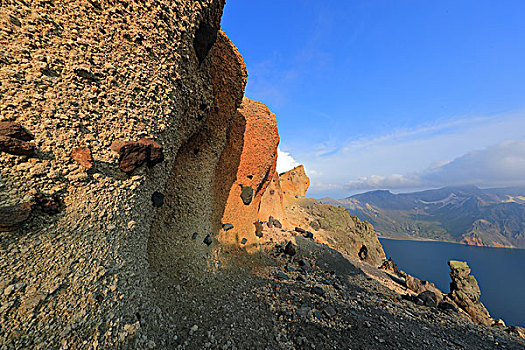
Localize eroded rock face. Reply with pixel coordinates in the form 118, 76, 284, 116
219, 98, 279, 249
448, 260, 493, 326
258, 170, 287, 224
280, 165, 310, 205
0, 1, 247, 348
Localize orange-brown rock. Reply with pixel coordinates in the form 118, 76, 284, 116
219, 98, 279, 249
280, 165, 310, 205
70, 147, 94, 170
258, 170, 287, 225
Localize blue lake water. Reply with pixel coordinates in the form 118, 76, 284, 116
379, 238, 525, 327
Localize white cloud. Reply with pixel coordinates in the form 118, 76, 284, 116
297, 111, 525, 198
345, 140, 525, 191
347, 174, 422, 190
276, 148, 300, 173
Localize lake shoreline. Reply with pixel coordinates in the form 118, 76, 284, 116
378, 236, 524, 250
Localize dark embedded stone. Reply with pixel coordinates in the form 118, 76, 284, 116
240, 185, 253, 205
255, 230, 263, 238
151, 191, 164, 207
304, 231, 314, 239
294, 227, 306, 234
34, 193, 61, 215
0, 136, 35, 156
0, 202, 32, 232
9, 15, 21, 27
276, 271, 290, 280
42, 68, 60, 77
222, 223, 234, 231
192, 232, 198, 240
138, 137, 164, 166
285, 265, 295, 272
284, 241, 296, 256
272, 219, 282, 229
74, 68, 99, 82
266, 221, 272, 228
313, 310, 323, 320
193, 21, 218, 64
311, 286, 325, 296
438, 301, 458, 312
296, 275, 306, 282
112, 138, 164, 174
193, 148, 199, 155
95, 294, 104, 303
203, 234, 212, 246
241, 238, 247, 245
254, 221, 264, 231
358, 245, 368, 260
113, 141, 149, 174
0, 122, 33, 141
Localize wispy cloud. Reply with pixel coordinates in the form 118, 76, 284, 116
346, 140, 525, 190
300, 111, 525, 197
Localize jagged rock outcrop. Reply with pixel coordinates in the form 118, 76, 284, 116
218, 97, 279, 250
448, 260, 493, 326
280, 164, 310, 205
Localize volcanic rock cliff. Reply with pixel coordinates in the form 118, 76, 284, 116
1, 1, 524, 349
0, 1, 253, 348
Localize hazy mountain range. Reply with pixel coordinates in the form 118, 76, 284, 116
321, 186, 525, 249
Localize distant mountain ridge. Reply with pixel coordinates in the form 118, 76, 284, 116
321, 186, 525, 248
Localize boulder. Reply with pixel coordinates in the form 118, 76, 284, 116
379, 258, 399, 274
112, 141, 149, 174
506, 326, 525, 339
284, 241, 297, 256
418, 290, 439, 307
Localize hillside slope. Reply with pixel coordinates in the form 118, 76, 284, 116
322, 186, 525, 248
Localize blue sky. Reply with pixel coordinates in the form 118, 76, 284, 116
222, 0, 525, 198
